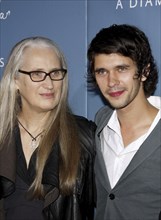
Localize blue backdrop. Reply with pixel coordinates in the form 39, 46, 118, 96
0, 0, 160, 120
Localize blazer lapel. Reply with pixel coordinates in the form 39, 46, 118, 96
95, 107, 113, 192
95, 106, 161, 192
0, 133, 16, 183
95, 147, 111, 192
115, 120, 161, 187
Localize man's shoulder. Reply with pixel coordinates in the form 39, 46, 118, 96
95, 105, 114, 125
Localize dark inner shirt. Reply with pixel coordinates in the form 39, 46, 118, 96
4, 127, 44, 220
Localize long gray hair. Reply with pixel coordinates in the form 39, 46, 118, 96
0, 37, 80, 197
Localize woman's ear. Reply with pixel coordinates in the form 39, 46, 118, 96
14, 76, 20, 90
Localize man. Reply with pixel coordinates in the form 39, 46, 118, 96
87, 24, 161, 220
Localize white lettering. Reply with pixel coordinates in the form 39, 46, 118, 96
116, 0, 123, 9
0, 11, 11, 20
117, 0, 161, 9
140, 0, 143, 6
156, 0, 161, 5
130, 0, 138, 8
145, 0, 153, 6
0, 58, 4, 68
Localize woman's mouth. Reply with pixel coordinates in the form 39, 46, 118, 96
40, 93, 54, 98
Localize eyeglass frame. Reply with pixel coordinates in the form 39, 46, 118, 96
18, 68, 67, 82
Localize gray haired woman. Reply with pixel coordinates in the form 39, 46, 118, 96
0, 37, 96, 220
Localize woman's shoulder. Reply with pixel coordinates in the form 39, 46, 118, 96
74, 115, 96, 155
74, 114, 96, 132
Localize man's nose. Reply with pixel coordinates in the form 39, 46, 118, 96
107, 72, 120, 87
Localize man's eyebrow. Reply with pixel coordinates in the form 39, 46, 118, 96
115, 64, 130, 68
94, 67, 107, 71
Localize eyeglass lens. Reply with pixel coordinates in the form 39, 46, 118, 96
31, 70, 65, 81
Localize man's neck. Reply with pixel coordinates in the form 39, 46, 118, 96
116, 98, 158, 147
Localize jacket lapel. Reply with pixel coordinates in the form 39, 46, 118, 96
95, 106, 161, 192
95, 107, 114, 192
0, 133, 16, 183
95, 147, 111, 192
115, 120, 161, 188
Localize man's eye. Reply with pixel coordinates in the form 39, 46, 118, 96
117, 66, 128, 72
95, 69, 108, 75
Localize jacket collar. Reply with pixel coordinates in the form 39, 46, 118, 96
0, 131, 16, 198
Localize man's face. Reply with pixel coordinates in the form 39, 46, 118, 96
94, 53, 146, 110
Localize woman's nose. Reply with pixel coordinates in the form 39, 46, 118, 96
43, 75, 54, 89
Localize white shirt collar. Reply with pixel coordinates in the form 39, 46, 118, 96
106, 96, 161, 152
148, 95, 161, 109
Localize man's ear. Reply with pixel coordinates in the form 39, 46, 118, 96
141, 64, 150, 82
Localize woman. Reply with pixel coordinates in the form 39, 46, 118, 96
0, 37, 96, 220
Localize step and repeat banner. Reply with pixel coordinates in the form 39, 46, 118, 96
0, 0, 87, 117
0, 0, 160, 120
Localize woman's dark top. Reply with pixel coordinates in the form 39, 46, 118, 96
0, 115, 96, 220
4, 128, 44, 220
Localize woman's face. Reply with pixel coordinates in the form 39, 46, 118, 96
15, 46, 64, 114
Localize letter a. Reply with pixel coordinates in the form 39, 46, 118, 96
116, 0, 123, 9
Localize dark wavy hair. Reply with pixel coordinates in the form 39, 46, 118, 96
87, 24, 158, 97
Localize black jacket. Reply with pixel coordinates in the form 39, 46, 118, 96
0, 115, 96, 220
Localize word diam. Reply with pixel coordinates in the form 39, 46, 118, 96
116, 0, 161, 9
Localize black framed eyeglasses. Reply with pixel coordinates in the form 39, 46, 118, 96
18, 68, 67, 82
